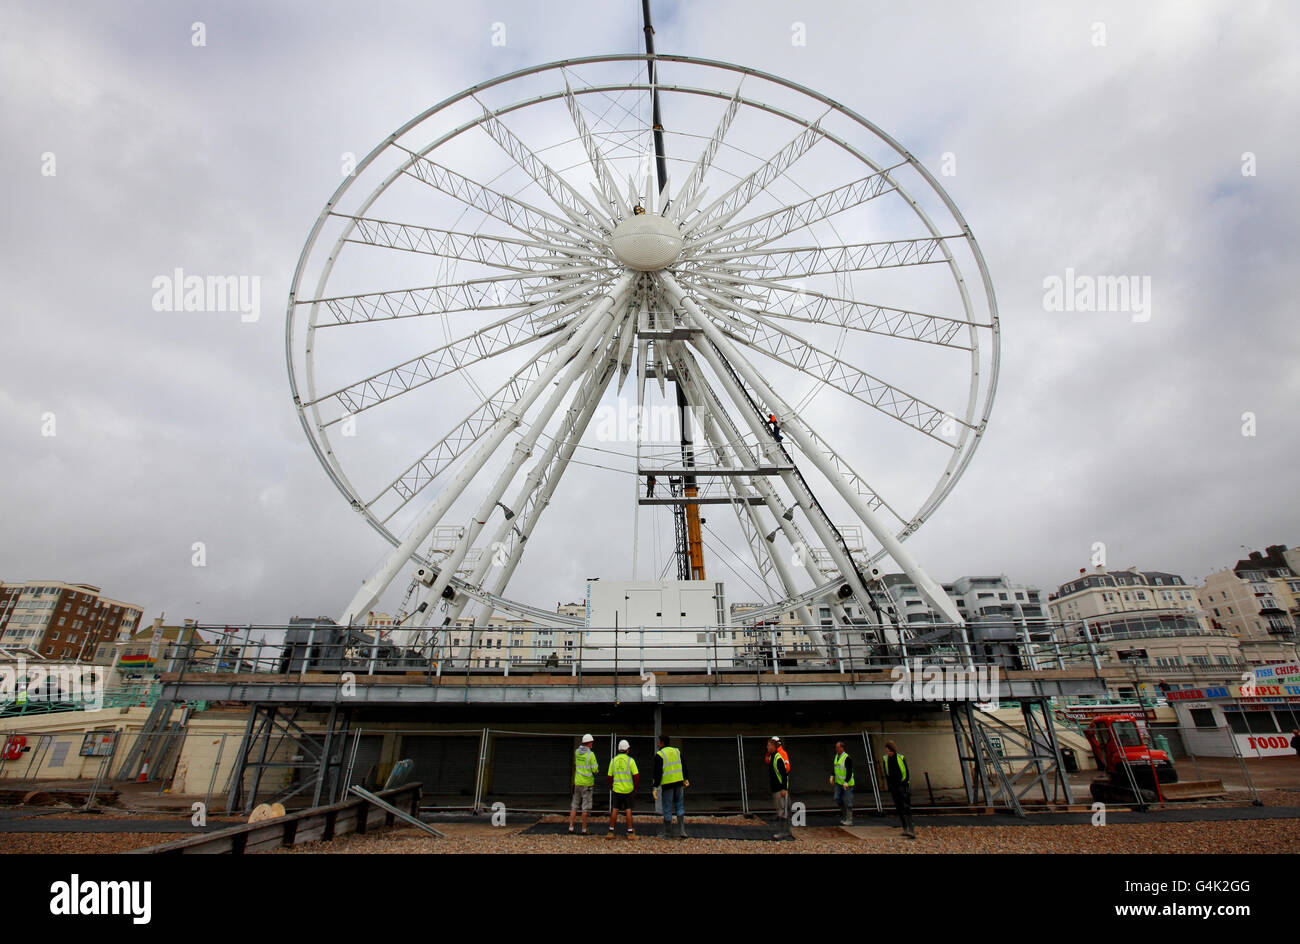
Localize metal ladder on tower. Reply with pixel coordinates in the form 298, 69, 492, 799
706, 338, 888, 628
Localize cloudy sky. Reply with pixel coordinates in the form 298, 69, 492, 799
2, 1, 1297, 626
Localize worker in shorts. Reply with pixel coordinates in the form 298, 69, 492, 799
766, 736, 792, 839
606, 739, 640, 840
568, 733, 600, 834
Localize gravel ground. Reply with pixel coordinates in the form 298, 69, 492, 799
274, 812, 1300, 855
0, 832, 190, 854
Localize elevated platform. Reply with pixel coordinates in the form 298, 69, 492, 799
638, 495, 766, 505
161, 666, 1107, 708
637, 466, 791, 476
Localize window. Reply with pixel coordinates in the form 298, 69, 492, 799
1190, 708, 1217, 729
1226, 711, 1278, 735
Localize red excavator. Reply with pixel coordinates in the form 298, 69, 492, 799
1084, 714, 1224, 803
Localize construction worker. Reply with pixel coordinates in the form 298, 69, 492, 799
646, 474, 656, 498
606, 739, 639, 839
568, 733, 600, 834
653, 734, 690, 839
883, 740, 915, 839
766, 736, 792, 839
829, 740, 854, 826
767, 413, 783, 443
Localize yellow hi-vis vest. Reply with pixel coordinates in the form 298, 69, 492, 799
833, 751, 854, 787
574, 748, 599, 787
609, 753, 638, 793
656, 746, 683, 785
884, 752, 908, 783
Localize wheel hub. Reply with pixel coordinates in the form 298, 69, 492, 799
609, 213, 683, 271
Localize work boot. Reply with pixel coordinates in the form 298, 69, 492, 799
662, 822, 674, 839
677, 819, 688, 839
626, 831, 638, 840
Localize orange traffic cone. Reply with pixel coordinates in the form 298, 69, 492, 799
137, 760, 149, 783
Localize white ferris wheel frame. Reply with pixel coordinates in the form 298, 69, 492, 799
285, 53, 1001, 631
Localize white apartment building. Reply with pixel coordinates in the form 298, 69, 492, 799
1199, 544, 1300, 665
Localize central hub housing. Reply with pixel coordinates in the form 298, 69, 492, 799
610, 213, 684, 271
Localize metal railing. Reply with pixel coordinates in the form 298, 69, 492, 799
158, 620, 1117, 684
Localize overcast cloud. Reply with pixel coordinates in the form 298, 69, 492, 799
1, 1, 1297, 625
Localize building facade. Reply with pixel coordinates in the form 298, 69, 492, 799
1049, 566, 1245, 697
1198, 545, 1300, 666
0, 581, 143, 661
882, 574, 1049, 628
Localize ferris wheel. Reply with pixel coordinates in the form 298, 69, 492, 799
285, 51, 999, 642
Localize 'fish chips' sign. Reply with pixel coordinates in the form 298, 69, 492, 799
1249, 662, 1300, 682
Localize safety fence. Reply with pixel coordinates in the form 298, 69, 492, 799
0, 718, 1276, 815
0, 682, 166, 718
1050, 716, 1265, 804
333, 728, 959, 816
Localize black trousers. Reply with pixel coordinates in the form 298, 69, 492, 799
889, 783, 913, 832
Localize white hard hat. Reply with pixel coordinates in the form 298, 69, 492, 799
581, 733, 594, 743
770, 735, 781, 743
618, 739, 630, 751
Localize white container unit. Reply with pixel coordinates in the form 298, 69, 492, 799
583, 580, 732, 671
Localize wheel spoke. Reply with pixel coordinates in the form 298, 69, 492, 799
682, 111, 830, 238
334, 213, 581, 271
302, 271, 608, 327
685, 162, 905, 251
669, 84, 743, 220
399, 147, 594, 248
694, 235, 956, 280
474, 103, 611, 236
368, 345, 564, 521
305, 295, 600, 421
685, 274, 975, 349
691, 341, 906, 524
695, 294, 968, 442
561, 77, 630, 219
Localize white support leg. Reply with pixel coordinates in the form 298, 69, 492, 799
660, 271, 964, 627
338, 272, 634, 626
412, 285, 631, 628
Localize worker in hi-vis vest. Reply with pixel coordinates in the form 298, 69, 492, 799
766, 736, 793, 839
829, 740, 855, 826
606, 739, 640, 840
652, 734, 690, 839
883, 740, 915, 839
568, 733, 600, 835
